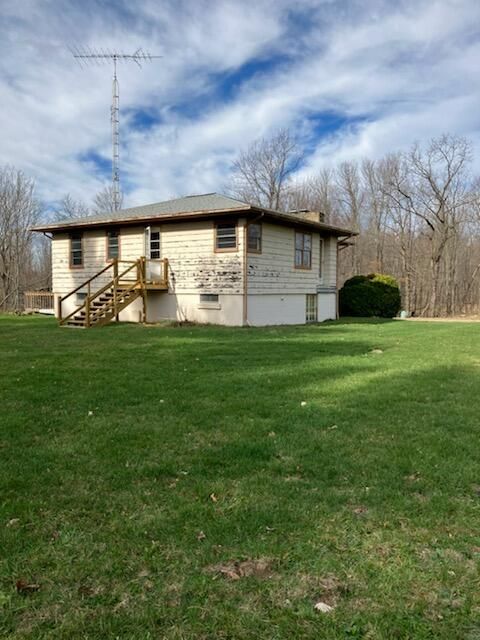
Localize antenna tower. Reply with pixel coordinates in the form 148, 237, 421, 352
71, 47, 162, 211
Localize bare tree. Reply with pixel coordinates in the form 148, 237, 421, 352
335, 161, 365, 274
231, 129, 301, 210
54, 194, 90, 221
286, 169, 339, 221
92, 185, 123, 215
0, 166, 42, 310
388, 135, 472, 315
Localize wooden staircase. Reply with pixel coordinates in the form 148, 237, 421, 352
58, 257, 168, 328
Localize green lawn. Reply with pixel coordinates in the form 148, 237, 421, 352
1, 316, 480, 639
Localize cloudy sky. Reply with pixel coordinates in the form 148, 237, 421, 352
2, 0, 480, 211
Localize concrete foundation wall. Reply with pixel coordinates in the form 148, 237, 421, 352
147, 292, 243, 326
247, 293, 337, 326
318, 293, 337, 322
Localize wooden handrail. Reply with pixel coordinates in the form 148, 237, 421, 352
60, 262, 114, 303
88, 280, 139, 322
58, 257, 169, 327
59, 258, 139, 326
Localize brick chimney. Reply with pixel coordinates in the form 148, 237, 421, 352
289, 209, 325, 223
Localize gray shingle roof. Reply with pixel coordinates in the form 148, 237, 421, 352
48, 193, 250, 229
32, 191, 355, 237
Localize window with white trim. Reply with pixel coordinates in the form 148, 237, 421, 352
107, 229, 120, 260
215, 223, 237, 250
70, 233, 83, 267
200, 294, 219, 303
150, 230, 160, 259
306, 294, 317, 323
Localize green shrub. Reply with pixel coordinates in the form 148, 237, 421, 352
339, 273, 401, 318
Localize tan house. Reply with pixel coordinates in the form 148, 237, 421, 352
33, 193, 354, 327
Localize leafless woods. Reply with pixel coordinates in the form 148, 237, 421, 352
2, 132, 480, 316
231, 132, 480, 316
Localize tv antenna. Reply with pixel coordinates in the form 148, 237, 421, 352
71, 47, 162, 211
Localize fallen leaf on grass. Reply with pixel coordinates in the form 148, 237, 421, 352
16, 580, 40, 594
207, 558, 273, 581
353, 506, 368, 516
78, 584, 103, 598
113, 594, 129, 611
209, 493, 218, 503
405, 472, 421, 483
6, 518, 19, 528
197, 530, 206, 541
314, 601, 335, 613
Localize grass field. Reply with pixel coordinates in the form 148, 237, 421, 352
1, 316, 480, 639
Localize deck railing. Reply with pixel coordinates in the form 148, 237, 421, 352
24, 291, 55, 312
58, 257, 168, 326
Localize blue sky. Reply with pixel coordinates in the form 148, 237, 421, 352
1, 0, 480, 208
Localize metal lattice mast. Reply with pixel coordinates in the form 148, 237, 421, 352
71, 48, 162, 211
112, 56, 120, 210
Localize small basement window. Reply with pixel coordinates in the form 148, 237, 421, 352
107, 229, 120, 260
70, 233, 83, 267
215, 223, 237, 251
76, 292, 87, 305
247, 223, 262, 253
200, 294, 219, 303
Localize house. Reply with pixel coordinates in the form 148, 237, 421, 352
32, 193, 355, 327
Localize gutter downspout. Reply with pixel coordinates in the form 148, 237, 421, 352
243, 212, 265, 326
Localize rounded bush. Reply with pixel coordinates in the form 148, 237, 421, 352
339, 273, 401, 318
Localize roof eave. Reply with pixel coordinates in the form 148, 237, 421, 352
31, 204, 254, 233
31, 203, 356, 237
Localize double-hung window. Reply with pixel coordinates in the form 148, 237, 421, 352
70, 233, 83, 267
215, 223, 237, 251
247, 223, 262, 253
106, 229, 120, 260
295, 232, 312, 269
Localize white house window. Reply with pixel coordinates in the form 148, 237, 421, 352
70, 233, 83, 267
306, 294, 317, 323
150, 230, 160, 259
295, 232, 312, 269
107, 229, 120, 260
319, 238, 324, 279
215, 223, 237, 250
76, 292, 87, 305
200, 294, 219, 303
247, 223, 262, 253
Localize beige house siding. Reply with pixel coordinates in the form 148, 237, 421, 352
247, 222, 336, 294
51, 216, 340, 326
157, 219, 245, 295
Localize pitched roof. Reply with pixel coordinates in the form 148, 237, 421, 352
32, 192, 355, 237
34, 193, 249, 231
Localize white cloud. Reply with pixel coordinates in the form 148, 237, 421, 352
1, 0, 480, 211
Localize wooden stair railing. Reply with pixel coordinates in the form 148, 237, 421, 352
58, 257, 164, 328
